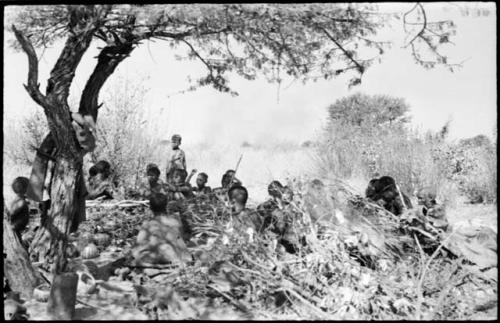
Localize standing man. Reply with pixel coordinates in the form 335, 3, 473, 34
165, 134, 187, 184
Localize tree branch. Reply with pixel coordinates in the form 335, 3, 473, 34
11, 25, 49, 108
79, 42, 136, 120
320, 27, 365, 74
46, 6, 102, 100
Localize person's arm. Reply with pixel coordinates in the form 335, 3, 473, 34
181, 150, 186, 170
186, 169, 197, 184
177, 183, 192, 193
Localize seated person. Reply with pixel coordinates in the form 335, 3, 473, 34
228, 185, 262, 234
7, 177, 30, 242
137, 163, 167, 199
269, 187, 307, 254
192, 172, 212, 196
257, 181, 286, 214
86, 160, 114, 200
416, 187, 448, 232
257, 181, 293, 231
365, 175, 412, 216
221, 169, 242, 189
149, 192, 168, 217
166, 169, 194, 201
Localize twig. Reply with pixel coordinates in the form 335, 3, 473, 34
280, 288, 328, 319
207, 284, 251, 314
414, 230, 459, 319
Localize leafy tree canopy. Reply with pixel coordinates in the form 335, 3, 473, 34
6, 3, 459, 97
327, 93, 411, 128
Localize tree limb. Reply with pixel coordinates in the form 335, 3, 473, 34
11, 25, 49, 108
320, 27, 365, 74
79, 41, 135, 120
46, 6, 102, 100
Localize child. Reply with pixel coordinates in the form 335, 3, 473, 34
221, 169, 242, 189
86, 160, 114, 200
138, 163, 167, 199
7, 177, 31, 242
228, 185, 262, 233
165, 134, 186, 184
192, 172, 212, 196
167, 169, 194, 201
149, 192, 169, 217
416, 187, 448, 232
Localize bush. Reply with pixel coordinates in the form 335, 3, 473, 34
88, 75, 163, 194
315, 93, 497, 205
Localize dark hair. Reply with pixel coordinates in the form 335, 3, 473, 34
89, 165, 98, 177
173, 169, 188, 181
149, 192, 168, 213
146, 163, 161, 177
198, 172, 208, 180
268, 180, 284, 198
228, 185, 248, 205
12, 177, 29, 195
94, 160, 111, 178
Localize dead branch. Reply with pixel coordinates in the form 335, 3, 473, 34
11, 25, 49, 108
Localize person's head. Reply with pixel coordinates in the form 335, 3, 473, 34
416, 187, 437, 208
149, 192, 168, 214
171, 134, 182, 149
228, 185, 248, 209
268, 180, 284, 199
88, 165, 98, 178
281, 186, 294, 204
196, 172, 208, 188
94, 160, 111, 179
12, 177, 29, 197
222, 169, 240, 188
172, 169, 188, 185
146, 163, 161, 184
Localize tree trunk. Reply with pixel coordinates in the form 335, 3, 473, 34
3, 216, 44, 298
29, 156, 84, 274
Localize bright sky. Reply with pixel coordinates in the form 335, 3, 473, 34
3, 3, 497, 146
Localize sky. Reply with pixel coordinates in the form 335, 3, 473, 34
3, 3, 497, 147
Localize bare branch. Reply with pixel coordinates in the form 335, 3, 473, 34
12, 25, 49, 108
404, 3, 427, 48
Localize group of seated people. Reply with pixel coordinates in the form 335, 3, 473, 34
6, 157, 450, 256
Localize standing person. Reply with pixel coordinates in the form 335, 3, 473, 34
165, 134, 186, 184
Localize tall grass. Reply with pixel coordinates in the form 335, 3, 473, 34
314, 120, 495, 207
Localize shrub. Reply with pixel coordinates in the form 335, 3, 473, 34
88, 75, 163, 194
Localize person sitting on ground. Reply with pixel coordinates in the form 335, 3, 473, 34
416, 187, 448, 232
165, 134, 187, 184
149, 192, 169, 217
269, 186, 308, 254
86, 160, 114, 200
228, 185, 262, 235
192, 172, 212, 196
365, 175, 412, 216
166, 169, 194, 201
221, 169, 242, 189
257, 181, 290, 231
137, 163, 167, 199
7, 177, 31, 243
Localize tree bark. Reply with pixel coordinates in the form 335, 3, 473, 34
29, 157, 84, 273
3, 216, 44, 298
